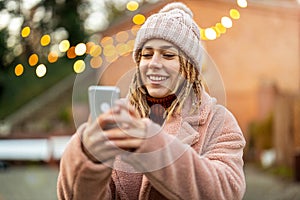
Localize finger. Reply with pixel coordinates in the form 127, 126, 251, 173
103, 129, 130, 140
115, 100, 140, 118
109, 138, 143, 150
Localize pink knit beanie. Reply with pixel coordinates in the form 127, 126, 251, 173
133, 2, 203, 72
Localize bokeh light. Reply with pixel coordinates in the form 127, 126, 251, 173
230, 9, 240, 20
116, 31, 129, 43
21, 26, 30, 38
215, 23, 226, 34
40, 34, 51, 46
103, 44, 116, 57
90, 56, 103, 68
36, 64, 47, 78
73, 60, 85, 73
75, 43, 87, 56
67, 46, 76, 59
28, 54, 39, 66
126, 1, 139, 11
204, 28, 217, 40
90, 45, 102, 57
237, 0, 248, 8
132, 14, 145, 25
116, 43, 130, 55
100, 36, 114, 46
59, 40, 70, 52
15, 64, 24, 76
85, 41, 95, 54
48, 51, 58, 63
221, 16, 233, 28
126, 39, 135, 50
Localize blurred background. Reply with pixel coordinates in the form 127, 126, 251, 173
0, 0, 299, 199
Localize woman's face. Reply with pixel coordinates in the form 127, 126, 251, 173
139, 39, 183, 98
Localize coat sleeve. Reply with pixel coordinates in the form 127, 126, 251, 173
122, 106, 246, 200
57, 123, 114, 200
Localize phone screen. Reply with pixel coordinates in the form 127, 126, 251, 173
88, 86, 120, 121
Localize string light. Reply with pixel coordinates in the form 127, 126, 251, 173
21, 26, 30, 38
59, 40, 70, 52
15, 64, 24, 76
36, 64, 47, 78
28, 53, 39, 66
221, 17, 233, 28
75, 43, 87, 56
198, 0, 247, 40
237, 0, 248, 8
132, 14, 145, 25
40, 34, 51, 46
126, 1, 139, 11
73, 60, 85, 73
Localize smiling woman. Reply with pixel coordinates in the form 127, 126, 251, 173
57, 2, 246, 200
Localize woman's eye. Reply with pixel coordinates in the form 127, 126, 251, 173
141, 54, 152, 58
163, 54, 176, 59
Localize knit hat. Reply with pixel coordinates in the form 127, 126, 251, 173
133, 2, 203, 72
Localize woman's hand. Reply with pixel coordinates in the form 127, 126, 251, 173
104, 100, 147, 152
81, 100, 147, 163
81, 110, 123, 163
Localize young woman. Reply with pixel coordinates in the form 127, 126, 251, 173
57, 2, 246, 200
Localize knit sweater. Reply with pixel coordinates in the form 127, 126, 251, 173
57, 91, 246, 200
146, 94, 176, 125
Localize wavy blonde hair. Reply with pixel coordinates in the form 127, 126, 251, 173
128, 49, 203, 120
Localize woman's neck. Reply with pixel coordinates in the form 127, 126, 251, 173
146, 94, 177, 125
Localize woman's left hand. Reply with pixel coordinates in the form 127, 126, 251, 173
106, 100, 147, 152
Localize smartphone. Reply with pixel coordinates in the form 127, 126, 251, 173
88, 85, 120, 121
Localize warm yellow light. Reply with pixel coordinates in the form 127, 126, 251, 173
212, 27, 221, 37
100, 36, 114, 46
21, 26, 30, 38
133, 14, 145, 25
126, 39, 135, 51
85, 42, 95, 54
126, 1, 139, 11
90, 45, 102, 57
48, 51, 58, 63
59, 40, 70, 52
73, 60, 85, 73
221, 17, 233, 28
237, 0, 248, 8
215, 23, 227, 34
90, 57, 103, 68
204, 28, 217, 40
75, 43, 87, 56
67, 47, 76, 59
40, 34, 51, 46
36, 64, 47, 78
116, 43, 130, 55
29, 53, 39, 66
103, 45, 116, 57
15, 64, 24, 76
230, 9, 240, 20
116, 31, 129, 43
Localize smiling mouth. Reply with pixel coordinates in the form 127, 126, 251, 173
148, 75, 168, 81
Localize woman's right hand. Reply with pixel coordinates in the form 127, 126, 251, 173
81, 110, 123, 164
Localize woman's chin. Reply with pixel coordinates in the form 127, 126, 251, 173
147, 89, 171, 98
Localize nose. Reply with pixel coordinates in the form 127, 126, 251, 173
149, 52, 162, 68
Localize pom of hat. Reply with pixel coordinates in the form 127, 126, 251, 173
159, 2, 193, 18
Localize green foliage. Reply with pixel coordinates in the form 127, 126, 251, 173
58, 106, 72, 124
0, 58, 74, 120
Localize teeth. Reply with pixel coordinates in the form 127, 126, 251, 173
149, 76, 167, 81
